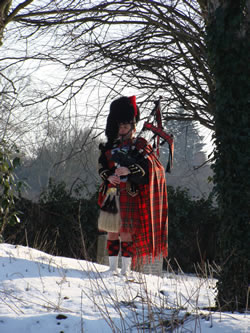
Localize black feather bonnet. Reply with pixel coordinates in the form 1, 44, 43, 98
105, 96, 140, 142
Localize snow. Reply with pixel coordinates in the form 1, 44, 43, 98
0, 243, 249, 332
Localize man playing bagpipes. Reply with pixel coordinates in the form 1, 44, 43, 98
97, 96, 172, 277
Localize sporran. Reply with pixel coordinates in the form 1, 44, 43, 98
98, 187, 121, 232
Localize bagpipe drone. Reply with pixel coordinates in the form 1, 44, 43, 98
112, 96, 174, 173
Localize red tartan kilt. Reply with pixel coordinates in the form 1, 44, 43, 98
97, 139, 168, 262
119, 182, 141, 233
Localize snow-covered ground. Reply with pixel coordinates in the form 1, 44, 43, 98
0, 243, 249, 332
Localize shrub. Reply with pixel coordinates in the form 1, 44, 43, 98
4, 179, 99, 261
167, 186, 220, 274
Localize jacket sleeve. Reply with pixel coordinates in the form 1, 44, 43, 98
98, 149, 114, 181
127, 142, 149, 184
127, 158, 148, 183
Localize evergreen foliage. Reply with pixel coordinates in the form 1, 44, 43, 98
4, 179, 99, 261
167, 186, 219, 273
206, 1, 250, 311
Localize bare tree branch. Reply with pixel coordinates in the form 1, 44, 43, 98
0, 0, 217, 147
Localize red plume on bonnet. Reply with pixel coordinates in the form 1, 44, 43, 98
129, 95, 137, 118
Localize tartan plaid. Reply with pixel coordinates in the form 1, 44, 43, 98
98, 138, 168, 263
121, 241, 133, 257
134, 150, 168, 263
119, 182, 140, 232
107, 239, 120, 256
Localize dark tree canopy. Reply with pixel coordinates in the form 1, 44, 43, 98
1, 0, 214, 133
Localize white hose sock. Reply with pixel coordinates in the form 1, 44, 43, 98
109, 256, 119, 274
121, 257, 132, 275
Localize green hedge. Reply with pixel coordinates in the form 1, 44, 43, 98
4, 181, 220, 273
167, 186, 220, 274
3, 179, 99, 261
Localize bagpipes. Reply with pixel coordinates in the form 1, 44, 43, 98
98, 96, 174, 233
142, 96, 174, 172
112, 96, 174, 173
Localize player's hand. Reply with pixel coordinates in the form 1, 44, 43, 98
108, 175, 120, 185
115, 167, 131, 177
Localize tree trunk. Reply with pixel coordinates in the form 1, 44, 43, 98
204, 0, 250, 311
0, 0, 12, 45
